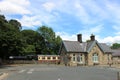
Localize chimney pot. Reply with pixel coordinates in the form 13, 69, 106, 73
77, 34, 82, 43
90, 34, 95, 41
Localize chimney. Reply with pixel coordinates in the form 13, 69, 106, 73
77, 34, 82, 43
90, 34, 95, 41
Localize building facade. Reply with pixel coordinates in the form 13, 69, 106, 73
38, 55, 60, 64
112, 50, 120, 66
59, 34, 113, 66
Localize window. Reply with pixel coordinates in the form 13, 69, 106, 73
42, 57, 45, 60
58, 57, 60, 59
47, 57, 51, 60
77, 54, 83, 63
73, 54, 76, 61
53, 57, 56, 60
92, 53, 98, 63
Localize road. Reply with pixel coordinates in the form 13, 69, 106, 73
0, 64, 119, 80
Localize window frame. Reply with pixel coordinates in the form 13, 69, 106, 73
92, 53, 98, 63
73, 54, 76, 61
77, 54, 83, 63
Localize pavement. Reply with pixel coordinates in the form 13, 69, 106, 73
0, 73, 8, 80
0, 64, 120, 80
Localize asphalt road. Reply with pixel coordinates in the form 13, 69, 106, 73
1, 64, 120, 80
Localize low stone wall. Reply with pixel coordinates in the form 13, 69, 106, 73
112, 64, 120, 68
5, 60, 38, 64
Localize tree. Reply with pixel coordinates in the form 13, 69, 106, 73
37, 26, 62, 55
0, 15, 23, 59
21, 30, 45, 55
54, 36, 62, 54
9, 19, 22, 31
111, 43, 120, 49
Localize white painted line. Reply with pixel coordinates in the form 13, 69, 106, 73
18, 70, 26, 73
27, 69, 34, 74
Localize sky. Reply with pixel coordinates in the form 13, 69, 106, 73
0, 0, 120, 44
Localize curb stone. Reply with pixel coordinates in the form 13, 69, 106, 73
0, 73, 3, 76
0, 73, 8, 80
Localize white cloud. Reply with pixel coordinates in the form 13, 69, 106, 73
0, 0, 31, 15
18, 13, 58, 29
79, 24, 104, 35
113, 25, 120, 31
74, 1, 91, 24
18, 15, 42, 29
5, 0, 30, 6
56, 32, 77, 41
42, 2, 55, 12
56, 31, 120, 45
100, 36, 120, 44
1, 0, 120, 45
112, 25, 120, 35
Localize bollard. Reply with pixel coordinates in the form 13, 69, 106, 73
117, 72, 120, 80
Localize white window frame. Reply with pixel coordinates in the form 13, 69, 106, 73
92, 53, 98, 63
73, 54, 76, 61
77, 54, 83, 63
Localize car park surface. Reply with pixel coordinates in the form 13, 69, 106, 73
0, 64, 119, 80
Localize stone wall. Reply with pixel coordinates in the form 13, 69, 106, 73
88, 44, 104, 66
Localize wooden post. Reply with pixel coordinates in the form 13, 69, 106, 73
117, 72, 120, 80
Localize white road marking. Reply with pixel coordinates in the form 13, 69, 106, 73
27, 69, 34, 74
18, 70, 26, 73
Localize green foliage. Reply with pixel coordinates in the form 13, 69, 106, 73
37, 26, 55, 42
9, 19, 22, 31
0, 15, 62, 60
37, 26, 62, 55
111, 43, 120, 49
0, 15, 23, 59
86, 39, 91, 42
22, 45, 35, 55
21, 29, 45, 55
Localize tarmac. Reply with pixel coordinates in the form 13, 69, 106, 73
0, 73, 8, 80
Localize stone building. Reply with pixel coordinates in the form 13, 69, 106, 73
112, 50, 120, 65
38, 55, 60, 64
59, 34, 113, 66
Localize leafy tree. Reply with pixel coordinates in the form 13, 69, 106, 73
21, 30, 45, 55
22, 45, 35, 55
9, 19, 22, 31
37, 26, 62, 55
0, 15, 23, 59
54, 36, 62, 54
21, 30, 37, 45
0, 15, 62, 61
111, 43, 120, 49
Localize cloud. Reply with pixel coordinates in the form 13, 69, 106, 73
18, 15, 42, 29
79, 24, 104, 35
56, 31, 120, 45
56, 32, 77, 41
74, 1, 91, 24
100, 36, 120, 44
0, 0, 31, 15
1, 0, 120, 44
18, 13, 59, 29
42, 2, 55, 12
113, 25, 120, 31
112, 25, 120, 35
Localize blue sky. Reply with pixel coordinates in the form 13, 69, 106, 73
0, 0, 120, 44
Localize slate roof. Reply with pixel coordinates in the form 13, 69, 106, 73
112, 50, 120, 56
62, 40, 112, 53
99, 43, 112, 52
62, 41, 86, 52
